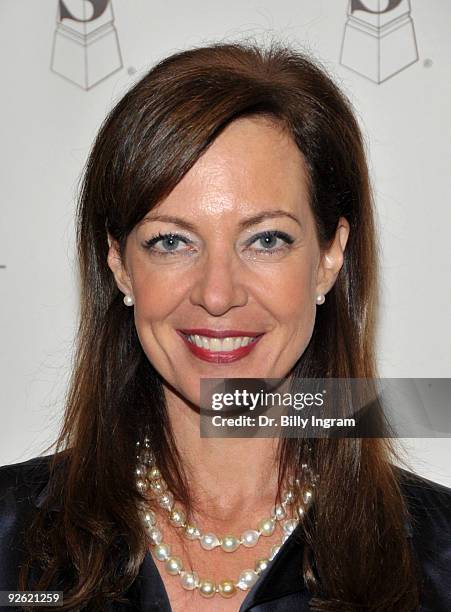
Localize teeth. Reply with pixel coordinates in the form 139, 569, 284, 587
221, 338, 235, 351
186, 335, 258, 352
209, 338, 222, 352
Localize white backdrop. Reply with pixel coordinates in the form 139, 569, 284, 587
1, 1, 450, 485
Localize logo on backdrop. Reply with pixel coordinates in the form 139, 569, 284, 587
340, 0, 419, 83
51, 0, 123, 90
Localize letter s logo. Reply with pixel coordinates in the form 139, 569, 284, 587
59, 0, 110, 23
351, 0, 403, 14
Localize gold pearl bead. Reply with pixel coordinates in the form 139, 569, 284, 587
148, 466, 161, 480
169, 507, 186, 527
199, 579, 216, 598
258, 518, 275, 536
218, 579, 236, 598
150, 478, 167, 494
184, 524, 200, 540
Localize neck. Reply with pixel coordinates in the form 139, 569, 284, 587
164, 387, 281, 521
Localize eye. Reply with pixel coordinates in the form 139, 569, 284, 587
246, 230, 294, 255
143, 232, 193, 256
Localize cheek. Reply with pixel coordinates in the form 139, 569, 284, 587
129, 269, 185, 359
132, 267, 183, 322
261, 260, 316, 324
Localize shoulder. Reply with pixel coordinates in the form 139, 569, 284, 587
0, 453, 61, 590
0, 454, 58, 517
394, 466, 451, 610
0, 454, 53, 498
395, 465, 451, 534
0, 450, 71, 513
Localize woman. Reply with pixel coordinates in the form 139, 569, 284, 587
1, 41, 450, 611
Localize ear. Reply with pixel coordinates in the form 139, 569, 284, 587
106, 234, 134, 298
315, 217, 350, 296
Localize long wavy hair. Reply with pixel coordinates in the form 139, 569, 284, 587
19, 41, 421, 610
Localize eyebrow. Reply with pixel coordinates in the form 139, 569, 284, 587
138, 209, 302, 231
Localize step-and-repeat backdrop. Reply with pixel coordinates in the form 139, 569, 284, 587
1, 1, 450, 484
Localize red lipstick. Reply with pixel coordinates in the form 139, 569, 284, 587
176, 329, 264, 363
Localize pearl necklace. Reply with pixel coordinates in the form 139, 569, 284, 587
135, 438, 317, 599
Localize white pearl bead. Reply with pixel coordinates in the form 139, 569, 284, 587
200, 533, 220, 550
184, 524, 201, 540
296, 505, 305, 519
303, 489, 313, 505
135, 479, 148, 493
236, 569, 259, 590
241, 529, 260, 547
221, 535, 239, 552
142, 510, 156, 527
282, 518, 299, 535
255, 558, 269, 574
135, 465, 147, 478
180, 571, 199, 590
282, 489, 295, 504
148, 526, 163, 545
271, 504, 286, 520
158, 492, 174, 510
269, 544, 281, 560
154, 543, 171, 561
140, 450, 155, 465
258, 518, 276, 536
165, 556, 183, 575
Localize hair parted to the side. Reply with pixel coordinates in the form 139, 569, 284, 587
19, 40, 421, 610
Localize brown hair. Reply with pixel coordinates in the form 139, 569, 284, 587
19, 41, 420, 610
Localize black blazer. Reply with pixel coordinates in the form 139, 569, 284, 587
1, 454, 451, 611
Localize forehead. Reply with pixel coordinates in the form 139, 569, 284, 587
147, 116, 311, 222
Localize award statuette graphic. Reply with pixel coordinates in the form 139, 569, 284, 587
51, 0, 123, 90
340, 0, 419, 84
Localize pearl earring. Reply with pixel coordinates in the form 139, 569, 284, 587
123, 294, 134, 307
316, 294, 325, 305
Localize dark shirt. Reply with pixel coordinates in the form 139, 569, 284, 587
0, 454, 451, 611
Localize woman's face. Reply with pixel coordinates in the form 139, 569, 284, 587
108, 116, 349, 406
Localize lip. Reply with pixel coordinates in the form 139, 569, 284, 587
176, 329, 264, 363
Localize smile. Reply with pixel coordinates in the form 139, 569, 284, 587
177, 329, 264, 363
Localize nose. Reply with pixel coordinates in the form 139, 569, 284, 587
189, 250, 248, 316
